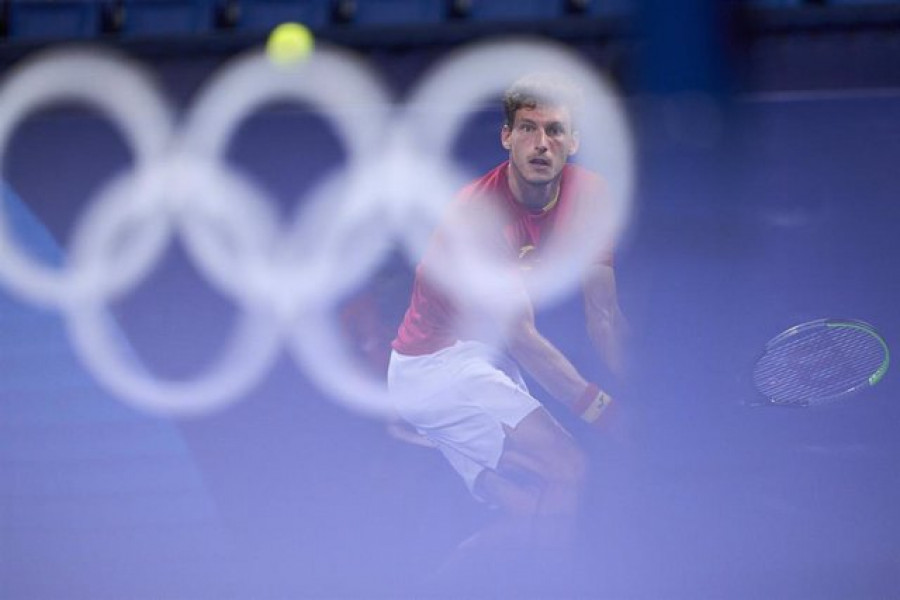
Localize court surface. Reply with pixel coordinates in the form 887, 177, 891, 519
1, 53, 898, 598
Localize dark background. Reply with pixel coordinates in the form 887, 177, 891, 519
1, 1, 899, 598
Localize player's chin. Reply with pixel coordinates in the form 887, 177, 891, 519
522, 168, 560, 185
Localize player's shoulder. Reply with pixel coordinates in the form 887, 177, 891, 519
560, 164, 610, 221
562, 163, 605, 194
457, 162, 508, 201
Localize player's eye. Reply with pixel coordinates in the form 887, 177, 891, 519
547, 124, 565, 136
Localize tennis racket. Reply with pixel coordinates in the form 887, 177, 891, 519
752, 318, 889, 407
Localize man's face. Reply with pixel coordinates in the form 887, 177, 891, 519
501, 103, 579, 186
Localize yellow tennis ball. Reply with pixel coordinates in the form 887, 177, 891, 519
266, 23, 314, 66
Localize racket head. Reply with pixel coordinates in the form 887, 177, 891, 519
751, 318, 890, 407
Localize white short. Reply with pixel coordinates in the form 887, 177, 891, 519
387, 340, 542, 496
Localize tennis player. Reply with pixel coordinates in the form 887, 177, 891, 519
388, 74, 627, 586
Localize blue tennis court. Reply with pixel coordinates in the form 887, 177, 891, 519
1, 3, 899, 598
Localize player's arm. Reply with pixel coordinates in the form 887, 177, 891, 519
583, 258, 628, 378
504, 287, 611, 424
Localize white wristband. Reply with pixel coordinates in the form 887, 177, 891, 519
580, 389, 612, 423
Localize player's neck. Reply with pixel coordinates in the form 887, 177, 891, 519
506, 165, 561, 213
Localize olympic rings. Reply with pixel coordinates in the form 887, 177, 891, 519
0, 37, 633, 418
0, 47, 173, 308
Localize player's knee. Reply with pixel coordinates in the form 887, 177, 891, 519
544, 440, 588, 492
474, 467, 542, 516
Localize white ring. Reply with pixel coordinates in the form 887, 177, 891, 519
0, 46, 173, 307
0, 39, 634, 418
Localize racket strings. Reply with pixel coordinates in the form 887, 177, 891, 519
753, 326, 886, 406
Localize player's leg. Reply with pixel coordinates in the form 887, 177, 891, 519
500, 407, 587, 516
475, 406, 587, 549
443, 409, 585, 594
388, 343, 586, 586
390, 343, 587, 522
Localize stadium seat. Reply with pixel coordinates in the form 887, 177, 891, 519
348, 0, 445, 26
117, 0, 215, 36
585, 0, 637, 17
743, 0, 805, 7
7, 0, 101, 41
827, 0, 900, 4
232, 0, 329, 31
461, 0, 564, 22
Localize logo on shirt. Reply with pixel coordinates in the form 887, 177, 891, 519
518, 244, 538, 270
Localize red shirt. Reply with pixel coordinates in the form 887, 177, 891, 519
392, 161, 609, 356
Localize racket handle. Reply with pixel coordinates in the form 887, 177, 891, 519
573, 383, 613, 425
